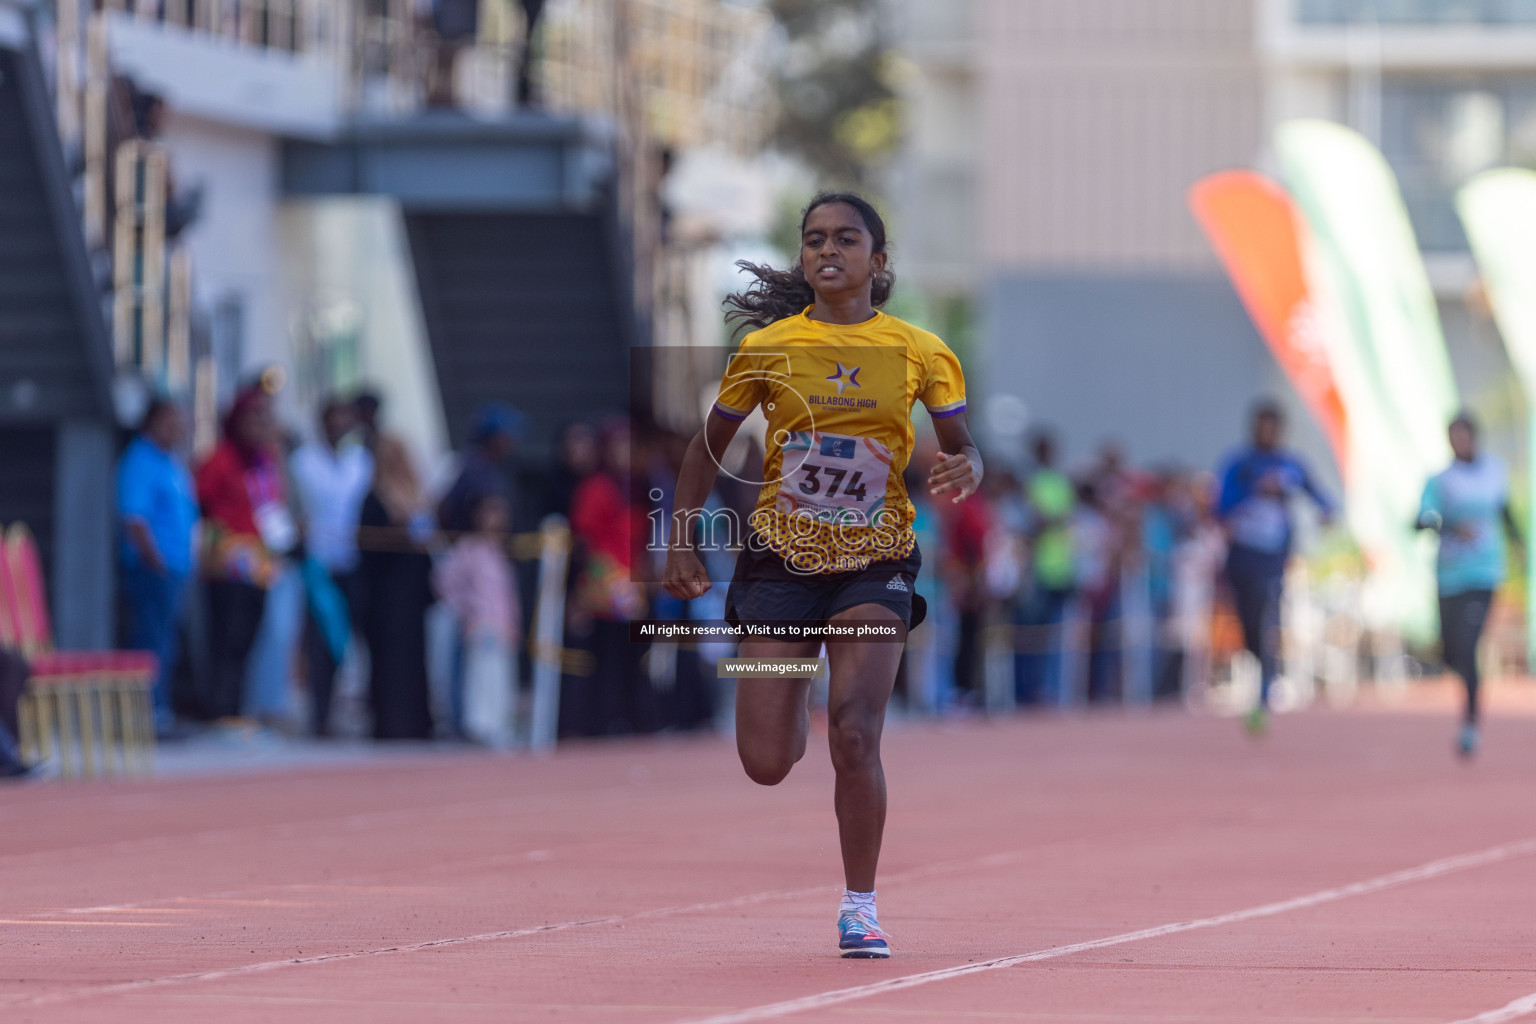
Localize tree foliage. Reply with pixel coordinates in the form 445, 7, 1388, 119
768, 0, 900, 189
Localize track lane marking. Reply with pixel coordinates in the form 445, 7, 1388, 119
674, 837, 1536, 1024
5, 884, 839, 1008
15, 820, 1521, 1013
0, 823, 1201, 1010
0, 919, 177, 927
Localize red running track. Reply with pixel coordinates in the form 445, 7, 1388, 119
6, 684, 1536, 1023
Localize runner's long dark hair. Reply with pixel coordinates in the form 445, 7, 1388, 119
723, 192, 895, 331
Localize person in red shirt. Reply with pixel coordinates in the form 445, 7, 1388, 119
567, 419, 650, 735
195, 386, 292, 721
940, 482, 992, 704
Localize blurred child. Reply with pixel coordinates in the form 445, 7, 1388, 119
433, 495, 520, 747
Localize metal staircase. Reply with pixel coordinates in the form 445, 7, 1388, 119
0, 32, 119, 645
404, 210, 631, 457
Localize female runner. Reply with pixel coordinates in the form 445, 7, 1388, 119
663, 193, 982, 958
1417, 413, 1520, 758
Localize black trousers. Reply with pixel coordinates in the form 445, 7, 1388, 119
205, 580, 267, 720
1440, 588, 1493, 725
954, 609, 983, 698
1225, 545, 1287, 706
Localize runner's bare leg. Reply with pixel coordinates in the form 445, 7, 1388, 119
825, 603, 904, 892
735, 638, 820, 785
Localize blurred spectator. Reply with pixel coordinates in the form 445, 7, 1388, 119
1071, 479, 1121, 703
543, 421, 599, 521
126, 84, 202, 239
1017, 430, 1076, 705
1172, 473, 1226, 701
566, 419, 649, 736
427, 0, 478, 106
196, 386, 293, 721
116, 398, 197, 736
516, 0, 549, 106
291, 396, 374, 737
1142, 470, 1183, 699
983, 465, 1026, 599
354, 389, 384, 453
940, 474, 992, 705
434, 494, 520, 746
903, 439, 948, 713
243, 423, 306, 729
440, 404, 522, 535
645, 428, 716, 731
358, 438, 436, 739
439, 404, 522, 736
1217, 401, 1334, 728
0, 647, 30, 777
1090, 441, 1139, 513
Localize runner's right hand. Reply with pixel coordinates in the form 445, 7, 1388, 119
663, 547, 712, 601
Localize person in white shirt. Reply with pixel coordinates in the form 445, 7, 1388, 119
290, 396, 374, 736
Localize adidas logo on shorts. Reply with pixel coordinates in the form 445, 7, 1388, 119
885, 576, 909, 593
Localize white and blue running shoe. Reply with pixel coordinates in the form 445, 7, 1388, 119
838, 910, 891, 958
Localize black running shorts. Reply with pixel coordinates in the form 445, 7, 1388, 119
723, 539, 927, 632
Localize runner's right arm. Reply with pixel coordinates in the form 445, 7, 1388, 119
663, 409, 746, 600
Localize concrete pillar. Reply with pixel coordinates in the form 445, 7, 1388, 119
53, 418, 114, 649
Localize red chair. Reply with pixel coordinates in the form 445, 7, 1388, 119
7, 523, 157, 777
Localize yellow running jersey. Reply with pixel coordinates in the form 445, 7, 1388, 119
713, 308, 967, 574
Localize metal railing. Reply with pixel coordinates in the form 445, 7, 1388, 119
50, 0, 204, 413
1296, 0, 1536, 24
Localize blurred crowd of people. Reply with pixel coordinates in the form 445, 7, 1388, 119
112, 379, 1337, 748
118, 382, 451, 742
114, 383, 731, 746
912, 428, 1235, 713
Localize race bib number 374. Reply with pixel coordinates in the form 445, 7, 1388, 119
776, 431, 892, 524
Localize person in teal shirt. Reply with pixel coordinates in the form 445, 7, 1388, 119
1417, 413, 1521, 758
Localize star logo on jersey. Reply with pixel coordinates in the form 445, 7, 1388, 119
826, 362, 861, 396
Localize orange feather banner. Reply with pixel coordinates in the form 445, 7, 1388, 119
1188, 170, 1349, 477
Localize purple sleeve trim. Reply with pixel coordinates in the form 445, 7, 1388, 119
928, 403, 967, 419
712, 403, 748, 422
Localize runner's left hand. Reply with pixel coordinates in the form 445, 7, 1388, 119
929, 451, 980, 504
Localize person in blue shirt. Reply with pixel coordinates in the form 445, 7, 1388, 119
1416, 413, 1520, 758
117, 399, 199, 737
1217, 401, 1335, 734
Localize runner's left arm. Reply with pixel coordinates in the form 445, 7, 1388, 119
928, 411, 983, 504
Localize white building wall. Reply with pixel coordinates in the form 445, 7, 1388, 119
885, 0, 978, 296
277, 199, 450, 469
977, 0, 1264, 274
160, 113, 292, 407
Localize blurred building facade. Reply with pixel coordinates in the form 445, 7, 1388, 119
1262, 0, 1534, 457
0, 0, 772, 640
889, 0, 1534, 478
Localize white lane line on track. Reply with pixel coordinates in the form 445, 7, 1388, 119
674, 837, 1536, 1024
1446, 993, 1536, 1024
30, 810, 1177, 919
3, 825, 1185, 1009
7, 883, 839, 1008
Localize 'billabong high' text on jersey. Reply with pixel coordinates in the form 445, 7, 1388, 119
712, 308, 966, 573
